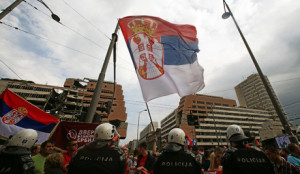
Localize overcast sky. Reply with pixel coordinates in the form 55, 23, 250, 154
0, 0, 299, 145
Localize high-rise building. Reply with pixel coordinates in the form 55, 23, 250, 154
161, 94, 273, 148
234, 73, 284, 116
234, 74, 292, 140
0, 78, 128, 138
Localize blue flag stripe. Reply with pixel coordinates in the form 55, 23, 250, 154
0, 100, 56, 133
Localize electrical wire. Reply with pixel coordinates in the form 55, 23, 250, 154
61, 0, 111, 40
0, 21, 135, 73
283, 100, 300, 108
0, 58, 23, 80
23, 0, 134, 67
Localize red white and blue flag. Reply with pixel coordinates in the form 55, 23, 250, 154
119, 16, 205, 102
0, 88, 59, 143
185, 131, 193, 146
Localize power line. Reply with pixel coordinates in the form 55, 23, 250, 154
61, 0, 111, 40
0, 21, 135, 73
0, 58, 23, 80
23, 0, 107, 50
202, 77, 300, 95
283, 100, 300, 108
23, 0, 134, 67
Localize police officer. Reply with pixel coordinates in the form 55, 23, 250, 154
221, 124, 274, 174
67, 123, 126, 174
0, 129, 38, 174
153, 128, 202, 174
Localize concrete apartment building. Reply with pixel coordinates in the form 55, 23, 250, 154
235, 74, 285, 115
161, 94, 273, 147
139, 121, 158, 143
161, 109, 177, 140
0, 78, 128, 138
234, 74, 291, 140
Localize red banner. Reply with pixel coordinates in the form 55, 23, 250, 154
49, 121, 98, 150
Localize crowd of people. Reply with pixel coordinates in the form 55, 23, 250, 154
0, 123, 300, 174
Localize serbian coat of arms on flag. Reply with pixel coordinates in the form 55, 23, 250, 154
0, 89, 58, 143
119, 16, 205, 102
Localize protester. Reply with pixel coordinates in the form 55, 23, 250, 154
221, 124, 274, 174
153, 128, 202, 174
62, 139, 78, 173
33, 140, 55, 174
280, 148, 290, 161
131, 149, 139, 167
202, 150, 211, 172
31, 145, 41, 156
44, 153, 64, 174
186, 145, 195, 157
132, 141, 155, 174
264, 144, 300, 174
123, 148, 133, 174
287, 143, 300, 167
0, 129, 38, 174
206, 148, 223, 174
152, 137, 159, 157
67, 123, 126, 174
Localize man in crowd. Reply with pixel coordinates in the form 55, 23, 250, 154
221, 124, 274, 174
287, 143, 300, 167
31, 145, 40, 156
133, 141, 156, 174
67, 123, 126, 174
62, 139, 78, 173
153, 128, 202, 174
123, 148, 133, 174
0, 129, 38, 174
264, 144, 300, 174
280, 148, 290, 161
32, 140, 55, 174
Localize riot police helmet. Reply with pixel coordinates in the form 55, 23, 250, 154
168, 128, 186, 145
94, 123, 116, 140
6, 129, 38, 149
226, 124, 249, 142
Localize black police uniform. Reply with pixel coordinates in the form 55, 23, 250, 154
221, 145, 275, 174
153, 143, 202, 174
67, 140, 126, 174
0, 146, 34, 174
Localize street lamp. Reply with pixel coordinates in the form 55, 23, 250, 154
221, 0, 297, 143
137, 109, 147, 143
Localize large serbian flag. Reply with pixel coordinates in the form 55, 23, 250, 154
119, 16, 205, 102
0, 88, 59, 143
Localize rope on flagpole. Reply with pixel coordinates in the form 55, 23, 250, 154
145, 102, 157, 137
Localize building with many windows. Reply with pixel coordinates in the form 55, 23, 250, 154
0, 78, 128, 138
235, 73, 285, 116
139, 121, 158, 143
161, 94, 273, 148
161, 109, 177, 140
234, 74, 292, 140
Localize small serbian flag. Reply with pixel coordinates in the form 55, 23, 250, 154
185, 131, 193, 147
0, 88, 59, 143
119, 16, 205, 102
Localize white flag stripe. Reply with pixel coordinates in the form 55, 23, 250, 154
0, 120, 50, 144
138, 60, 204, 102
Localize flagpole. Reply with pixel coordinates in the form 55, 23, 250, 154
85, 22, 120, 123
145, 103, 156, 137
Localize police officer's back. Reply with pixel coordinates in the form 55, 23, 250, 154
0, 129, 38, 174
221, 125, 274, 174
67, 123, 126, 174
153, 128, 201, 174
